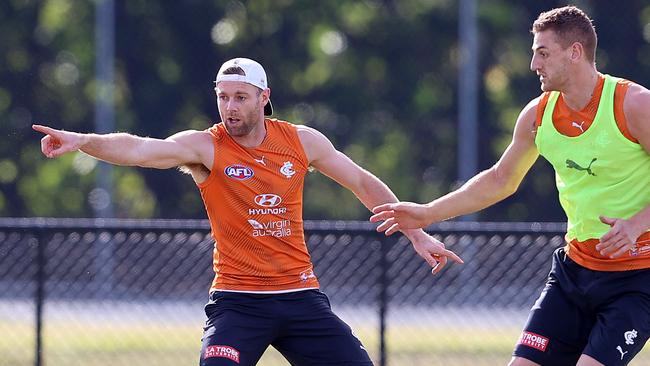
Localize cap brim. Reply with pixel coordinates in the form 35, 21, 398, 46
264, 99, 273, 116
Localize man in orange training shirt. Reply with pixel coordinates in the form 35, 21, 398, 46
34, 57, 462, 366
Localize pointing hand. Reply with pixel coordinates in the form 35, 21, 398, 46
33, 124, 85, 158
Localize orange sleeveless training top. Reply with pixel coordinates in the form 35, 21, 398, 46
198, 119, 320, 292
535, 74, 650, 271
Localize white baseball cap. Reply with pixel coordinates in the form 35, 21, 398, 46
215, 58, 273, 116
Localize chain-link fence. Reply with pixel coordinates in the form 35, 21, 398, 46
1, 218, 649, 366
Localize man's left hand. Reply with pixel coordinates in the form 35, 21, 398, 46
596, 215, 642, 258
406, 231, 463, 275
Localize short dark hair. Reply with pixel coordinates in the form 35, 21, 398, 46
219, 66, 261, 95
532, 6, 597, 63
221, 66, 246, 76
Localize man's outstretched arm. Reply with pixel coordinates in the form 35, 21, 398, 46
370, 97, 541, 235
33, 124, 212, 169
297, 125, 463, 274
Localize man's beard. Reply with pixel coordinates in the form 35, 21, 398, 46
225, 117, 255, 136
223, 105, 261, 137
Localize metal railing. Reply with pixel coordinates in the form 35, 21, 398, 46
4, 218, 641, 366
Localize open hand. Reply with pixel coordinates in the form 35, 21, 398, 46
370, 202, 433, 235
596, 215, 642, 258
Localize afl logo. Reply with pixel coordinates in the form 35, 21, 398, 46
224, 164, 254, 180
254, 194, 282, 207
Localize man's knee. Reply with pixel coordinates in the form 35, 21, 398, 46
576, 354, 605, 366
508, 356, 541, 366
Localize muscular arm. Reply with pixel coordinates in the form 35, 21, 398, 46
596, 83, 650, 258
623, 83, 650, 233
371, 97, 541, 233
426, 98, 540, 221
297, 125, 463, 271
625, 83, 650, 154
33, 124, 213, 170
297, 125, 399, 211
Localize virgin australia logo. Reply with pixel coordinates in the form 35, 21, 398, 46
566, 158, 597, 176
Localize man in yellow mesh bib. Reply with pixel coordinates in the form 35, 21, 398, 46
371, 5, 650, 366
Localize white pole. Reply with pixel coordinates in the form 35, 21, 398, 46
94, 0, 115, 295
458, 0, 478, 221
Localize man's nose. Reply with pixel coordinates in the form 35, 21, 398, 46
530, 56, 538, 72
226, 99, 237, 111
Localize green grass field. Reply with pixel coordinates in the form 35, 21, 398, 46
1, 321, 649, 366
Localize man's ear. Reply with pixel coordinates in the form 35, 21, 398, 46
570, 42, 583, 62
264, 88, 271, 105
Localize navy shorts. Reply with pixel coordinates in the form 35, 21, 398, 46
513, 247, 650, 366
199, 289, 373, 366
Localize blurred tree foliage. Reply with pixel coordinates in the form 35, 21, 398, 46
2, 0, 650, 221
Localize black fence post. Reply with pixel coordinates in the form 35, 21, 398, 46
34, 230, 46, 366
378, 236, 390, 366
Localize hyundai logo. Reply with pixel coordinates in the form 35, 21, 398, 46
254, 194, 282, 207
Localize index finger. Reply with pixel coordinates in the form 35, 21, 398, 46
32, 124, 57, 135
369, 210, 395, 223
442, 249, 464, 264
372, 203, 395, 214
